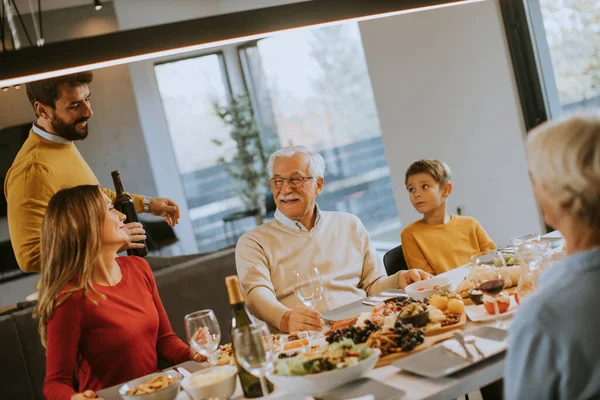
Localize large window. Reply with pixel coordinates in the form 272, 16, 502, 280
155, 22, 400, 252
534, 0, 600, 112
155, 54, 242, 251
241, 23, 400, 240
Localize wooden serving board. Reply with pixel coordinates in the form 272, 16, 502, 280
423, 313, 467, 337
374, 331, 454, 368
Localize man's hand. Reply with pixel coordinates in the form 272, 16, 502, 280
117, 222, 146, 253
280, 305, 324, 333
398, 269, 433, 289
71, 390, 102, 400
148, 198, 180, 227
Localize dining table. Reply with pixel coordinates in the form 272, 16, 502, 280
223, 231, 562, 400
101, 231, 563, 400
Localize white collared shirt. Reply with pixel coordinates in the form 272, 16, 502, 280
32, 124, 71, 144
274, 204, 322, 232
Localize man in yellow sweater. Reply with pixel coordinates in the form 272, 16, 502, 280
4, 72, 181, 273
236, 146, 432, 333
401, 159, 496, 275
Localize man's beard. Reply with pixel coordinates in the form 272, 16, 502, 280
50, 115, 89, 141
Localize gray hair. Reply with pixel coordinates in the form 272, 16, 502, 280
267, 145, 326, 178
527, 112, 600, 229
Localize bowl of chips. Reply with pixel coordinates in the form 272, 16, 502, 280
119, 370, 182, 400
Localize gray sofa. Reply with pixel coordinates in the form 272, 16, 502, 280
0, 247, 237, 400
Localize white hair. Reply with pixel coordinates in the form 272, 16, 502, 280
526, 112, 600, 229
267, 145, 326, 178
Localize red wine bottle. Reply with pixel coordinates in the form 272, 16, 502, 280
111, 170, 148, 257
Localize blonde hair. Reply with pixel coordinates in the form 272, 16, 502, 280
526, 112, 600, 229
34, 185, 106, 348
405, 159, 452, 186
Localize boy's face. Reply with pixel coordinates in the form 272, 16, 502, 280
406, 173, 452, 214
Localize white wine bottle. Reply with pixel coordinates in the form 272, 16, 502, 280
225, 275, 274, 398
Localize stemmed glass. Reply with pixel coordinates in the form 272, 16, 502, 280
293, 268, 325, 336
511, 233, 541, 247
184, 310, 221, 369
232, 322, 275, 399
514, 241, 548, 302
469, 250, 509, 329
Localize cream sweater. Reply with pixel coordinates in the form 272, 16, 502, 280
235, 210, 401, 330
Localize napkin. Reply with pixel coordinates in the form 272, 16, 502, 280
442, 337, 506, 361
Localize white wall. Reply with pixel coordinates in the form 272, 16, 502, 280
359, 0, 544, 246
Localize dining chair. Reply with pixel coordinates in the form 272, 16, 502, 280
383, 244, 409, 275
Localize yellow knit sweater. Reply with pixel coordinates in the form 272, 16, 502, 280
4, 130, 144, 272
401, 215, 496, 275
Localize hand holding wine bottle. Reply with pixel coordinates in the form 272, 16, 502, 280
111, 171, 148, 257
119, 222, 147, 252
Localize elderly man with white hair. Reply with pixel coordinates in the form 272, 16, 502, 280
505, 113, 600, 400
235, 146, 432, 333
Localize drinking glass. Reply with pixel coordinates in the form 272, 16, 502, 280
232, 322, 275, 399
469, 250, 509, 328
184, 309, 221, 368
511, 233, 541, 247
292, 268, 325, 336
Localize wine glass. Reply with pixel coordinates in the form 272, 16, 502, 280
514, 242, 544, 303
232, 322, 275, 399
292, 268, 325, 336
185, 309, 221, 368
469, 250, 509, 329
511, 233, 541, 247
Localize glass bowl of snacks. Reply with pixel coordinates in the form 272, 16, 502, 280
119, 370, 182, 400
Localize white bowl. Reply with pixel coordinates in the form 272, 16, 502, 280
119, 371, 181, 400
268, 349, 380, 396
404, 276, 451, 301
180, 366, 237, 400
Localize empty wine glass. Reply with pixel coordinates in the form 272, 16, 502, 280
514, 241, 544, 303
511, 233, 541, 247
293, 268, 324, 309
185, 309, 221, 368
232, 322, 275, 399
470, 250, 508, 329
293, 268, 324, 336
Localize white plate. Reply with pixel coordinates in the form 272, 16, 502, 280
269, 349, 380, 396
464, 296, 519, 322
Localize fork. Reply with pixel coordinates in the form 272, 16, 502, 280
452, 331, 474, 361
464, 335, 485, 359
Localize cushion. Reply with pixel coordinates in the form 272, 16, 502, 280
12, 308, 46, 400
154, 248, 237, 344
0, 314, 35, 400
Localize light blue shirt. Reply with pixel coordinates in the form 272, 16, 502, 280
505, 248, 600, 400
274, 204, 322, 232
32, 123, 71, 144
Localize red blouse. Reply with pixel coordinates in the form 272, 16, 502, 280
44, 256, 190, 400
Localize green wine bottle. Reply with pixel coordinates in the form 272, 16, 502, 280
225, 276, 274, 398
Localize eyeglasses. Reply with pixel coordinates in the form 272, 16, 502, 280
269, 176, 314, 188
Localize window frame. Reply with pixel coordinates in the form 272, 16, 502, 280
498, 0, 549, 131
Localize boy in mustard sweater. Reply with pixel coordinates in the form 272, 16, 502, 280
400, 159, 496, 275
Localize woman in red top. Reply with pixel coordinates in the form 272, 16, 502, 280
34, 185, 203, 400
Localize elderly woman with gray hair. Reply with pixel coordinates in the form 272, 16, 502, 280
505, 113, 600, 400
